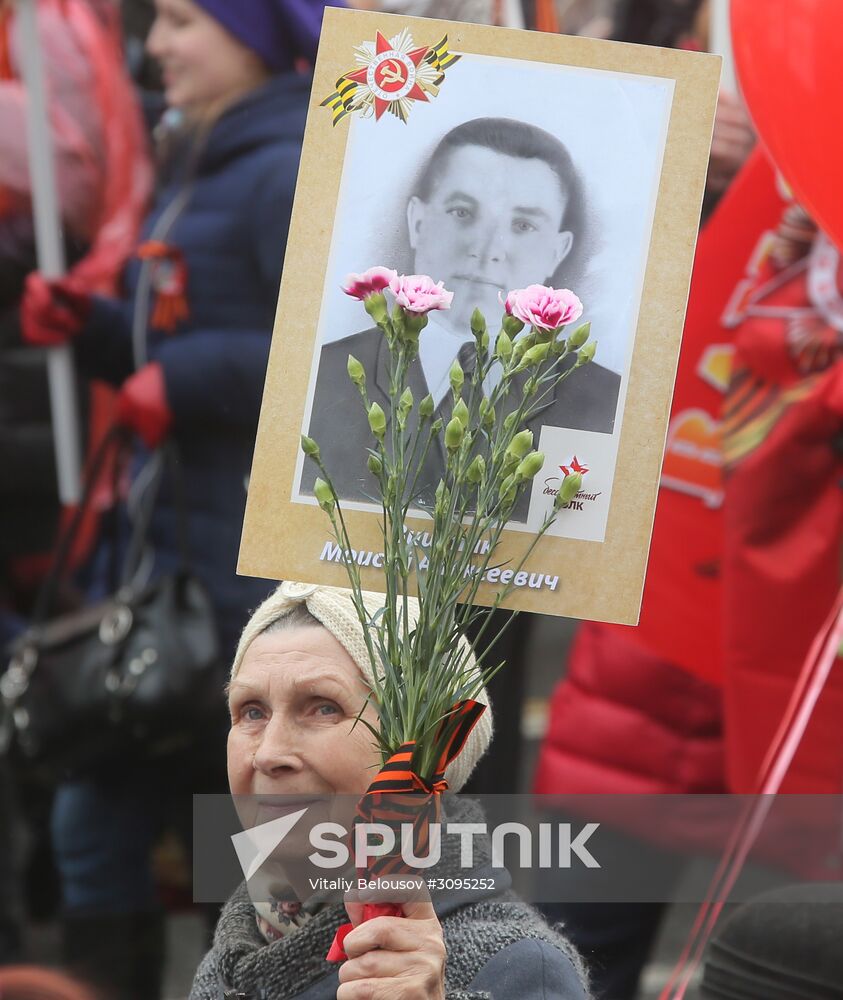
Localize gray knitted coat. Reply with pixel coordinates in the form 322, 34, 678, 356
190, 799, 590, 999
190, 885, 590, 999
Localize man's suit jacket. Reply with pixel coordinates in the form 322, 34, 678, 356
301, 327, 621, 522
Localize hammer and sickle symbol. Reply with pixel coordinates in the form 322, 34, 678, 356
379, 60, 405, 86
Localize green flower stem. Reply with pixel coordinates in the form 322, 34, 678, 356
307, 302, 596, 781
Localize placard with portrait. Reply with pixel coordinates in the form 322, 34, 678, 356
238, 7, 721, 624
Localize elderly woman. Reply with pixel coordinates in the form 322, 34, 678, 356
191, 581, 590, 999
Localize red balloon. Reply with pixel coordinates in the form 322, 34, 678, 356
731, 0, 843, 250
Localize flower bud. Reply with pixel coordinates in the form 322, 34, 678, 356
495, 330, 513, 363
556, 472, 583, 507
452, 398, 469, 429
524, 377, 539, 398
431, 417, 444, 435
479, 328, 490, 352
576, 341, 597, 367
502, 314, 525, 337
313, 477, 335, 513
449, 358, 465, 396
397, 388, 413, 430
470, 307, 487, 338
300, 435, 320, 459
363, 292, 388, 325
498, 473, 517, 504
568, 322, 591, 349
401, 311, 428, 340
516, 450, 545, 481
347, 354, 366, 387
390, 303, 405, 341
434, 478, 449, 514
522, 341, 551, 367
479, 398, 495, 431
512, 333, 536, 363
367, 453, 383, 476
444, 416, 464, 450
507, 429, 533, 460
503, 412, 518, 433
368, 401, 386, 439
466, 454, 486, 484
419, 394, 435, 420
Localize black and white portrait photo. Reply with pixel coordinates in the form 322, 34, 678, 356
294, 49, 675, 537
239, 8, 721, 619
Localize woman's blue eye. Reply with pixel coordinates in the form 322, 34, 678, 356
242, 705, 265, 722
315, 703, 339, 717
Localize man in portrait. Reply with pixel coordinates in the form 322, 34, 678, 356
301, 116, 621, 519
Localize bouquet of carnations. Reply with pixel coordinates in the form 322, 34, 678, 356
302, 266, 596, 959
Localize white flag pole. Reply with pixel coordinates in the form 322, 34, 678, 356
710, 0, 736, 94
16, 0, 83, 503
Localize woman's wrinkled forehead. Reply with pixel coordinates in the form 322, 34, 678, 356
232, 625, 368, 693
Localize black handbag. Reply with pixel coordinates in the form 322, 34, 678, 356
0, 428, 223, 781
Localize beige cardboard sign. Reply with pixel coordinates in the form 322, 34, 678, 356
238, 8, 721, 625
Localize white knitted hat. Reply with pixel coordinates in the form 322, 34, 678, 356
231, 580, 492, 792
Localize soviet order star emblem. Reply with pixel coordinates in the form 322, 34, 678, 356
321, 27, 460, 125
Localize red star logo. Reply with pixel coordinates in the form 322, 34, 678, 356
560, 456, 588, 478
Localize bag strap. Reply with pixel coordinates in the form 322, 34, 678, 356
119, 440, 192, 588
31, 424, 130, 625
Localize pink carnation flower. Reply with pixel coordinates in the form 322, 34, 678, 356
501, 284, 583, 332
342, 266, 398, 300
389, 273, 454, 314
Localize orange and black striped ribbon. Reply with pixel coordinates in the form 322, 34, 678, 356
137, 240, 189, 332
326, 699, 486, 962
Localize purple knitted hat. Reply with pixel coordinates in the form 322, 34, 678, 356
193, 0, 341, 73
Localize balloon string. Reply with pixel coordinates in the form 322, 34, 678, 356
658, 585, 843, 999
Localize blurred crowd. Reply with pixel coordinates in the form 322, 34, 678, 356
0, 1, 841, 999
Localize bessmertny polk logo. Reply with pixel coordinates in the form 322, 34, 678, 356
321, 28, 460, 126
543, 456, 601, 512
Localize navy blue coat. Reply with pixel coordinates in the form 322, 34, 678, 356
75, 72, 311, 654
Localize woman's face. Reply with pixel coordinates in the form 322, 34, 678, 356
146, 0, 270, 115
227, 626, 381, 801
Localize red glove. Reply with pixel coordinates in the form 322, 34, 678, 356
116, 362, 173, 448
20, 273, 92, 346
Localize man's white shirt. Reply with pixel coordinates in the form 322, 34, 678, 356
418, 314, 502, 410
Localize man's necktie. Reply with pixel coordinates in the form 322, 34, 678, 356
457, 341, 478, 381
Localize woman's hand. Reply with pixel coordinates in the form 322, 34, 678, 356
337, 895, 446, 1000
116, 362, 173, 448
20, 273, 92, 346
